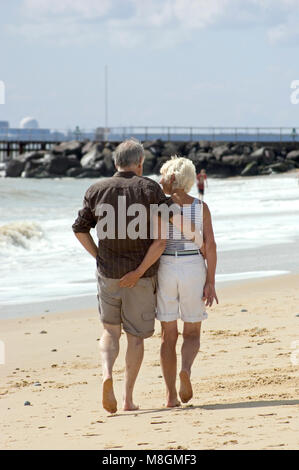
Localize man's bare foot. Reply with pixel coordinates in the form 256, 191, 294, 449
123, 400, 139, 411
166, 397, 181, 408
179, 370, 193, 403
102, 378, 117, 414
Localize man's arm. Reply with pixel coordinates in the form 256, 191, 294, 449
202, 202, 218, 307
72, 188, 98, 258
74, 232, 98, 259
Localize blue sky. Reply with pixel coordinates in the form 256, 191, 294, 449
1, 0, 299, 130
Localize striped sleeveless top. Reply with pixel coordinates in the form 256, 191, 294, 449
164, 198, 203, 252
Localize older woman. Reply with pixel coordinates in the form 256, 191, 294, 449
158, 156, 218, 408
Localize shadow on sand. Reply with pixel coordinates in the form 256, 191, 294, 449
106, 399, 299, 417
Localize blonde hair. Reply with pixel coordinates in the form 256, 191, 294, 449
160, 155, 196, 193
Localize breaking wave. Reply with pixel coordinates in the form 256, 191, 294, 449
0, 221, 44, 249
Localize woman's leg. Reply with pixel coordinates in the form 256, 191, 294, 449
180, 322, 201, 403
160, 320, 180, 407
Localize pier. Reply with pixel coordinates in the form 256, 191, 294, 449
1, 126, 298, 162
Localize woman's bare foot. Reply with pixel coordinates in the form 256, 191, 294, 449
179, 370, 193, 403
102, 378, 117, 414
123, 400, 139, 411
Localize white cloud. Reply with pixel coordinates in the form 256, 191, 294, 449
23, 0, 113, 19
8, 0, 299, 48
173, 0, 230, 29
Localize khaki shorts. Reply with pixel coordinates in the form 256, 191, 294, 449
96, 272, 157, 339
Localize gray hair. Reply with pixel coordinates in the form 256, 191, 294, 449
113, 139, 144, 168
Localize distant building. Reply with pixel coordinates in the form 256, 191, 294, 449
20, 117, 39, 129
0, 121, 9, 128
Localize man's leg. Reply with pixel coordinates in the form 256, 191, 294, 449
99, 323, 121, 413
179, 322, 201, 403
123, 333, 144, 411
160, 321, 180, 407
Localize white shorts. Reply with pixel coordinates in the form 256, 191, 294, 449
157, 254, 208, 323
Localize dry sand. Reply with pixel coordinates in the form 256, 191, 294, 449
0, 274, 298, 450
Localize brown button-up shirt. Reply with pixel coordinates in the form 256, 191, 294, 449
72, 171, 173, 279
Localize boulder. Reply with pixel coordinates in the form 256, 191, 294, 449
66, 167, 85, 177
66, 154, 82, 169
82, 141, 104, 155
286, 150, 299, 162
230, 144, 252, 155
199, 141, 211, 152
5, 159, 25, 177
93, 160, 107, 173
143, 141, 157, 151
102, 148, 114, 175
81, 147, 104, 168
153, 156, 170, 174
51, 140, 83, 158
264, 161, 296, 173
15, 151, 47, 163
75, 169, 102, 178
212, 144, 231, 161
161, 142, 179, 157
143, 150, 156, 175
222, 154, 244, 167
22, 158, 49, 178
196, 151, 214, 162
241, 161, 259, 176
249, 147, 275, 164
104, 142, 115, 151
206, 160, 235, 177
45, 154, 72, 175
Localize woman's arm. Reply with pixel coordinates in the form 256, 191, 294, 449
202, 202, 218, 307
119, 215, 166, 288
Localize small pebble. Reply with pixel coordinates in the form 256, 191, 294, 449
296, 314, 299, 317
34, 383, 41, 387
51, 349, 57, 352
40, 330, 47, 334
241, 309, 248, 312
24, 401, 31, 406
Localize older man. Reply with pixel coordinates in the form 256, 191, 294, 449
73, 139, 176, 413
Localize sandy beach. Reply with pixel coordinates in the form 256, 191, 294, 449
0, 274, 298, 450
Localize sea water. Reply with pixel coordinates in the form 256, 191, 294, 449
0, 173, 298, 308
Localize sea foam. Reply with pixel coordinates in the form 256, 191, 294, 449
0, 221, 44, 249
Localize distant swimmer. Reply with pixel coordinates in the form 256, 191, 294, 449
196, 169, 208, 200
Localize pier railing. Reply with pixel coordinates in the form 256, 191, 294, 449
0, 126, 299, 143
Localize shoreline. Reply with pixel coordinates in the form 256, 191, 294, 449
0, 273, 298, 450
0, 268, 296, 321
